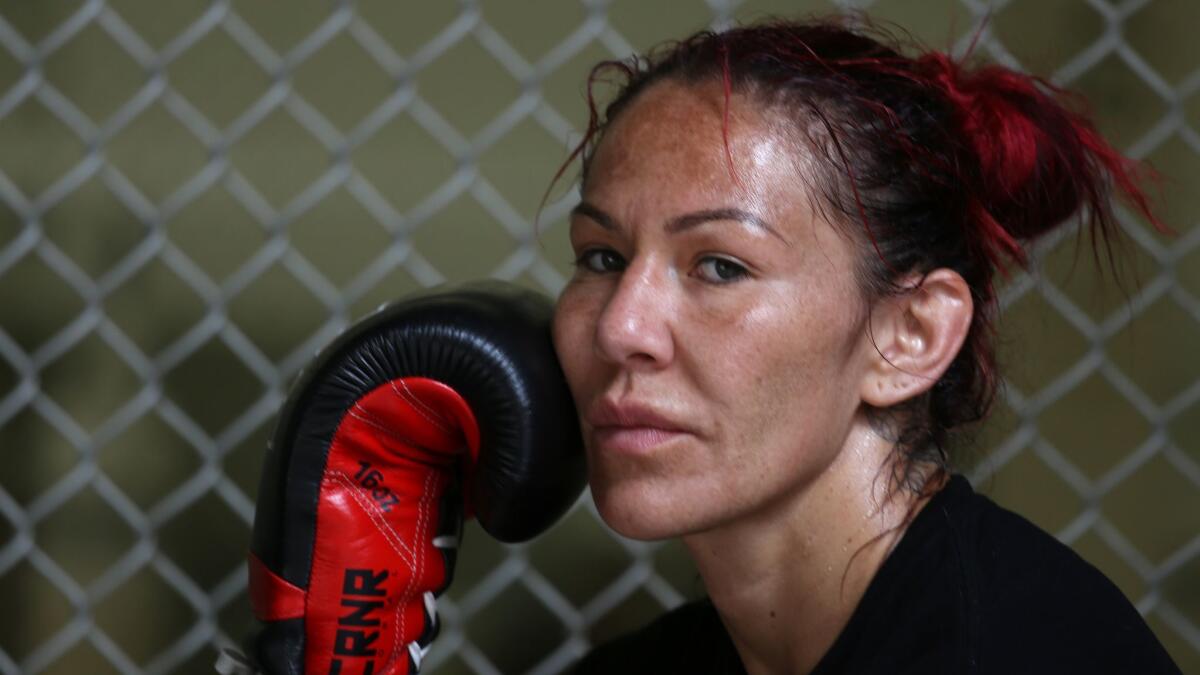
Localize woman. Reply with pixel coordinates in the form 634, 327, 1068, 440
550, 17, 1181, 675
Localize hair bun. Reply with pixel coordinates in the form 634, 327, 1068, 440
918, 52, 1160, 266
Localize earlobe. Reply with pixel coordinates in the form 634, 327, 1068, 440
860, 269, 973, 408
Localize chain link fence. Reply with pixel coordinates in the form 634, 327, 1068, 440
0, 0, 1196, 672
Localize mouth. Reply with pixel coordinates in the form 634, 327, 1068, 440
591, 426, 689, 454
586, 398, 693, 454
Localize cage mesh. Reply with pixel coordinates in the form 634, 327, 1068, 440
0, 0, 1197, 673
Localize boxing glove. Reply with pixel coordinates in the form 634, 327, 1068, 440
242, 280, 586, 675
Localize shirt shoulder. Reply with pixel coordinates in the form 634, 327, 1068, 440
571, 475, 1181, 675
945, 478, 1181, 674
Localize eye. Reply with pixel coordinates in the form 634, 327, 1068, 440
696, 256, 749, 284
575, 248, 627, 274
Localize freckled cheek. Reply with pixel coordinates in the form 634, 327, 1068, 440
680, 309, 795, 438
553, 289, 604, 394
713, 307, 843, 434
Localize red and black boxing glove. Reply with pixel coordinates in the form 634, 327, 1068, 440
237, 281, 585, 675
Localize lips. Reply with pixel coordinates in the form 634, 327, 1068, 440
586, 399, 692, 453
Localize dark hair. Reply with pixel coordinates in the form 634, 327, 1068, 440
552, 16, 1165, 494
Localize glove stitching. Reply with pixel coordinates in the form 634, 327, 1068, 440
348, 407, 455, 471
331, 470, 431, 673
392, 380, 455, 435
331, 471, 418, 567
328, 463, 444, 672
398, 472, 423, 668
399, 470, 436, 672
348, 406, 437, 460
417, 471, 437, 666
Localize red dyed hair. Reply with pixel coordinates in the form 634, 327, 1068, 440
552, 16, 1165, 490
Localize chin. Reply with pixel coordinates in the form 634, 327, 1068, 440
589, 474, 697, 541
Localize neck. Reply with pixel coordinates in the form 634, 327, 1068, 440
682, 419, 940, 675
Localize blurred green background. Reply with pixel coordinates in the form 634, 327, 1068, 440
0, 0, 1197, 673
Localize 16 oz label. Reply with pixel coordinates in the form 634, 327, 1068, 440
353, 461, 399, 512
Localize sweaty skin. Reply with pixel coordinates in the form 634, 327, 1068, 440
552, 80, 954, 674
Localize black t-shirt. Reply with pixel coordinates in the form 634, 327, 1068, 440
572, 474, 1181, 674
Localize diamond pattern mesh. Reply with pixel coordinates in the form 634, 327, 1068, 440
0, 0, 1197, 673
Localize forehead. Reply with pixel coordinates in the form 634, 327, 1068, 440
584, 79, 809, 221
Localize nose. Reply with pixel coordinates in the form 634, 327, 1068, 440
593, 258, 675, 369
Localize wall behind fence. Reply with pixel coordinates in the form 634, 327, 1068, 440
0, 0, 1197, 673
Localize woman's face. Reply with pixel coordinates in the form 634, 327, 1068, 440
553, 80, 875, 540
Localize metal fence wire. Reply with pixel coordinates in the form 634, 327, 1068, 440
0, 0, 1197, 673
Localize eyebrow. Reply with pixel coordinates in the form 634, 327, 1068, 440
571, 201, 788, 243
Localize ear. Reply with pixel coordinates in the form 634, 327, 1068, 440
860, 268, 973, 408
